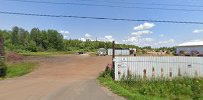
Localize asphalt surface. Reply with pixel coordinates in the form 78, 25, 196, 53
0, 55, 125, 100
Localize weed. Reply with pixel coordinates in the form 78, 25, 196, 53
98, 69, 203, 100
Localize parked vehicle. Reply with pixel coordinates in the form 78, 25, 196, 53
97, 48, 107, 56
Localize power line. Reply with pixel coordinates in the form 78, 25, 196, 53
1, 11, 203, 24
78, 0, 203, 8
4, 0, 203, 12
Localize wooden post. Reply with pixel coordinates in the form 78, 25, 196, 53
195, 69, 198, 78
127, 67, 130, 79
169, 67, 172, 80
152, 67, 155, 79
134, 67, 136, 78
143, 69, 146, 79
160, 67, 163, 79
178, 67, 181, 77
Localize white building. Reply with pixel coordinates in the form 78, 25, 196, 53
176, 40, 203, 56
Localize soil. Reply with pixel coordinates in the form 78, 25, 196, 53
0, 54, 125, 100
6, 52, 24, 62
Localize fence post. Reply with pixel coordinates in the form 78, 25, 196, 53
134, 67, 136, 78
178, 67, 181, 77
186, 66, 189, 77
127, 67, 130, 79
143, 69, 146, 79
160, 67, 163, 79
152, 67, 155, 79
169, 67, 172, 80
195, 69, 198, 78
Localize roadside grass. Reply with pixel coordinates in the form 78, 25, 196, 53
5, 62, 38, 78
98, 70, 203, 100
89, 52, 97, 56
19, 51, 76, 56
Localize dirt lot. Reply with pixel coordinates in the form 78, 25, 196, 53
0, 54, 124, 100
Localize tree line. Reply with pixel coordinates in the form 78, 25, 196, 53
0, 26, 139, 52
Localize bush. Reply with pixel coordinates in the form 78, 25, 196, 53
98, 69, 203, 100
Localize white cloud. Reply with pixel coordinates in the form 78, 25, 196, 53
79, 33, 94, 41
104, 35, 114, 42
159, 34, 165, 37
97, 35, 115, 42
192, 29, 203, 33
85, 33, 92, 38
131, 30, 152, 36
134, 22, 155, 31
123, 36, 175, 47
123, 37, 139, 43
60, 30, 70, 39
124, 37, 155, 46
79, 34, 115, 42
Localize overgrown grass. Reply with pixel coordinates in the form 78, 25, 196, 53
5, 62, 38, 78
19, 51, 76, 56
98, 70, 203, 100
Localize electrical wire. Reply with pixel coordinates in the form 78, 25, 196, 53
3, 0, 203, 12
1, 11, 203, 24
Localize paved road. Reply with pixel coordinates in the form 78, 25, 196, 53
0, 55, 125, 100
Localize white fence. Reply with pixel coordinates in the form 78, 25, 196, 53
114, 56, 203, 80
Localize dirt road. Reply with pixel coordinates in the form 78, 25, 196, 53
0, 55, 125, 100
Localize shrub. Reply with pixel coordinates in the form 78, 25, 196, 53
99, 69, 203, 100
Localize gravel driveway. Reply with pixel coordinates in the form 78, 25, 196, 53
0, 55, 125, 100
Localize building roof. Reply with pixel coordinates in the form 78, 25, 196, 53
177, 40, 203, 47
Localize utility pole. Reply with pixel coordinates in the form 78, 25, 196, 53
112, 41, 115, 79
112, 41, 115, 68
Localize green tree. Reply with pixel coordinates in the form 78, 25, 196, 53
47, 30, 64, 50
11, 26, 19, 45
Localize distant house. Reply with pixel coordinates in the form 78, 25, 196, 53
176, 41, 203, 56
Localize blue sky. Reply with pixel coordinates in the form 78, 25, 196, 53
1, 0, 203, 47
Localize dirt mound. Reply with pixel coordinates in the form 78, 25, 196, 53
7, 52, 24, 62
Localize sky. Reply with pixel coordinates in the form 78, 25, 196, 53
1, 0, 203, 47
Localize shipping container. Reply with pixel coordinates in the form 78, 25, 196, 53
108, 48, 130, 56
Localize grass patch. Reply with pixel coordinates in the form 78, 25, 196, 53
6, 62, 38, 78
89, 52, 97, 56
19, 51, 76, 56
98, 70, 203, 100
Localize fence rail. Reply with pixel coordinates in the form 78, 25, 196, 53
114, 56, 203, 80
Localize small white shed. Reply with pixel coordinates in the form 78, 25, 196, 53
176, 41, 203, 56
